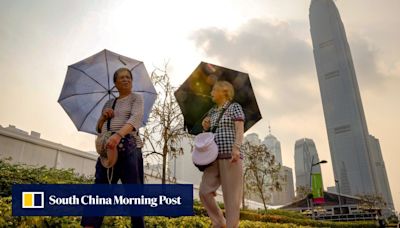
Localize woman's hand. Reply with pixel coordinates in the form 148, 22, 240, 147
230, 146, 240, 163
202, 117, 211, 132
106, 134, 122, 150
97, 108, 114, 133
102, 108, 114, 119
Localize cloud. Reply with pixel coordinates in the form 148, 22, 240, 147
190, 18, 397, 121
348, 33, 398, 90
191, 19, 319, 120
192, 19, 314, 76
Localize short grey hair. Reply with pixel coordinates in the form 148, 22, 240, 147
213, 81, 234, 101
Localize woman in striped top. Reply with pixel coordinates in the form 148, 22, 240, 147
81, 68, 145, 228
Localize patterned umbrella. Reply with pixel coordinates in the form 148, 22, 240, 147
175, 62, 262, 135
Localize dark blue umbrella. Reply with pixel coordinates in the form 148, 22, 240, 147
58, 49, 157, 135
175, 62, 262, 135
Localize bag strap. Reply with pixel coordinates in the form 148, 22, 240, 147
106, 98, 118, 131
210, 102, 231, 133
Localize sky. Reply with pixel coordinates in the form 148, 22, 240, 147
0, 0, 399, 211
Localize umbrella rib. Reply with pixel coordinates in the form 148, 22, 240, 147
70, 66, 107, 90
58, 91, 107, 102
105, 51, 111, 100
79, 93, 108, 129
134, 90, 158, 95
130, 62, 142, 72
110, 87, 157, 95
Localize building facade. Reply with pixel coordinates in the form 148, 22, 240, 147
262, 134, 282, 165
270, 166, 295, 205
294, 138, 322, 190
245, 132, 294, 205
309, 0, 394, 211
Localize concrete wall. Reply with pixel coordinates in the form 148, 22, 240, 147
0, 125, 266, 210
0, 125, 97, 176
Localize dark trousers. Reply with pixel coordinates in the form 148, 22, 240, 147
81, 137, 145, 228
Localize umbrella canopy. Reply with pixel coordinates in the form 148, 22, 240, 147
175, 62, 262, 135
58, 49, 157, 135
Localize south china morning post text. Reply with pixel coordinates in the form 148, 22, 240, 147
12, 184, 193, 216
49, 194, 182, 207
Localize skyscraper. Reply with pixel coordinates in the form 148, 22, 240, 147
245, 132, 294, 205
245, 133, 261, 146
368, 135, 394, 210
270, 166, 295, 205
309, 0, 393, 210
262, 125, 282, 165
294, 138, 322, 189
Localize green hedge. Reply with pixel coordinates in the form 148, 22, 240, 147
0, 159, 377, 227
254, 208, 308, 219
0, 158, 93, 197
239, 210, 377, 228
1, 197, 311, 227
194, 205, 376, 227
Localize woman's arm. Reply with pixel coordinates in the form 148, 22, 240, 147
123, 94, 144, 136
234, 121, 244, 147
97, 101, 114, 133
96, 116, 107, 133
116, 124, 134, 138
231, 120, 244, 163
106, 95, 144, 149
231, 103, 245, 163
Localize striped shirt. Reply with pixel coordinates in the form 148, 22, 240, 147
100, 93, 144, 148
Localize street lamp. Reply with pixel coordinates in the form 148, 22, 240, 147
335, 179, 343, 216
309, 156, 327, 219
309, 157, 327, 189
313, 160, 328, 166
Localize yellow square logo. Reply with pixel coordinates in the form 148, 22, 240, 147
22, 192, 44, 208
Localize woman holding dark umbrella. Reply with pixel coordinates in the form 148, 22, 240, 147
81, 67, 145, 228
199, 80, 245, 228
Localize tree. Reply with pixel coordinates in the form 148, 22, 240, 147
141, 64, 187, 184
294, 186, 312, 201
357, 194, 387, 211
242, 141, 282, 211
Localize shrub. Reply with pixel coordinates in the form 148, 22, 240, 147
255, 209, 307, 219
0, 158, 93, 197
240, 210, 377, 227
240, 220, 311, 228
0, 158, 378, 228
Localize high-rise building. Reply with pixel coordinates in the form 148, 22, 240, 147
309, 0, 394, 210
294, 138, 322, 189
245, 132, 294, 205
367, 135, 394, 210
245, 133, 261, 146
262, 125, 282, 165
327, 186, 337, 193
271, 166, 295, 205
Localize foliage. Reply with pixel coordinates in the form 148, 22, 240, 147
0, 158, 378, 227
239, 220, 311, 228
242, 141, 282, 210
239, 210, 377, 228
356, 193, 387, 210
294, 186, 312, 201
0, 158, 93, 197
387, 213, 399, 224
254, 209, 308, 220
